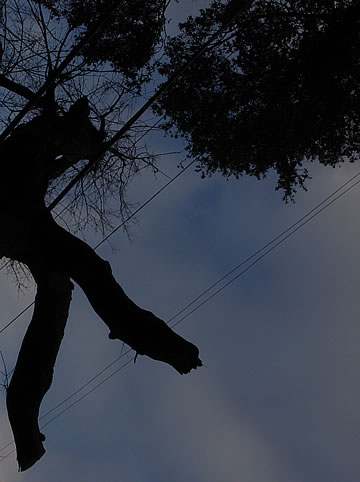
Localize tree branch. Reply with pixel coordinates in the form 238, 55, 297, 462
6, 270, 73, 472
0, 74, 35, 101
0, 74, 47, 109
32, 221, 202, 375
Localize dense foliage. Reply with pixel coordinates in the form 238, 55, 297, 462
39, 0, 167, 84
155, 0, 360, 199
2, 0, 360, 211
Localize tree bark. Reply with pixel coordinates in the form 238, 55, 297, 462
6, 270, 73, 472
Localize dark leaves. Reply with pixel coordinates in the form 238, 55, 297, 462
155, 0, 360, 200
37, 0, 167, 84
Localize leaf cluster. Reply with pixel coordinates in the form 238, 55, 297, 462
38, 0, 167, 84
155, 0, 360, 199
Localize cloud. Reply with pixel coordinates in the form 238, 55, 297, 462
150, 372, 297, 482
2, 146, 360, 481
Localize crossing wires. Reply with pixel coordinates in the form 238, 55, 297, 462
1, 167, 360, 464
2, 0, 359, 464
0, 0, 255, 329
33, 170, 360, 425
0, 158, 195, 335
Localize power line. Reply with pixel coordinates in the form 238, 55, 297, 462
1, 166, 359, 334
171, 176, 360, 328
0, 0, 253, 327
0, 159, 194, 335
0, 302, 35, 336
0, 354, 135, 462
94, 160, 195, 249
0, 0, 253, 319
1, 0, 357, 462
167, 170, 360, 326
38, 173, 360, 425
40, 357, 134, 430
1, 168, 360, 461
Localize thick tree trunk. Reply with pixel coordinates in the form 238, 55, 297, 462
6, 270, 73, 472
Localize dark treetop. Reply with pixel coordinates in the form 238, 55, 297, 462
154, 0, 360, 200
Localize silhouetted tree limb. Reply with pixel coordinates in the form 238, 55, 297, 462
1, 96, 201, 471
6, 271, 73, 472
7, 213, 201, 471
16, 214, 202, 376
0, 75, 40, 105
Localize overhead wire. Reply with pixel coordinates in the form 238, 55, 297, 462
171, 176, 360, 328
1, 167, 360, 462
0, 0, 254, 330
94, 160, 195, 249
3, 165, 359, 336
2, 0, 358, 463
0, 0, 358, 441
0, 350, 134, 460
39, 172, 360, 424
168, 169, 360, 326
35, 172, 360, 417
0, 112, 170, 326
0, 159, 193, 335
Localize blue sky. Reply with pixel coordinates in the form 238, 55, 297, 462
1, 1, 360, 481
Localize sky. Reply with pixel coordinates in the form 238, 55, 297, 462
1, 1, 360, 481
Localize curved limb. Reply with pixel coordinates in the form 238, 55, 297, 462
20, 213, 202, 374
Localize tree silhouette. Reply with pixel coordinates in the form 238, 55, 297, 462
1, 0, 360, 472
0, 0, 201, 471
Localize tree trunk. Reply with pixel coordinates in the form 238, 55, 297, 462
6, 270, 73, 472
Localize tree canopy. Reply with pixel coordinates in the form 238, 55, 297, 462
2, 0, 359, 211
38, 0, 167, 84
154, 0, 360, 199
